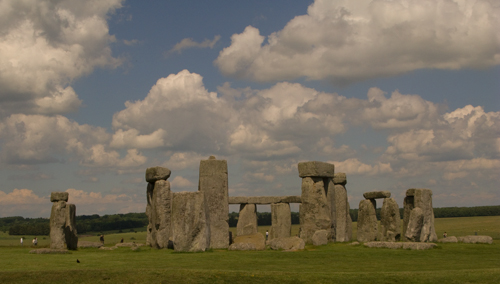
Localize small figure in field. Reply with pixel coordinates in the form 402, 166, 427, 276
34, 237, 38, 246
443, 232, 447, 238
120, 238, 124, 243
20, 237, 24, 246
265, 230, 269, 241
100, 235, 104, 244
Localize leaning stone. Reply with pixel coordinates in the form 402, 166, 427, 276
198, 157, 229, 249
268, 237, 305, 251
171, 191, 210, 252
145, 166, 171, 183
405, 207, 424, 242
237, 203, 258, 236
29, 248, 69, 254
312, 230, 330, 246
438, 236, 458, 243
228, 243, 256, 251
379, 198, 401, 242
64, 204, 78, 250
77, 241, 103, 248
50, 201, 67, 249
357, 199, 378, 242
50, 192, 69, 202
363, 191, 391, 199
232, 233, 266, 250
269, 203, 291, 240
298, 161, 335, 178
299, 177, 331, 244
333, 173, 346, 185
458, 235, 493, 244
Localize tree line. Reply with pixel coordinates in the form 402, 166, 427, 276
3, 205, 499, 235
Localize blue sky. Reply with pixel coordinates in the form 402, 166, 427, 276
0, 0, 499, 217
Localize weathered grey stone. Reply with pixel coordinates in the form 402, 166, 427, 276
364, 241, 436, 250
349, 241, 360, 246
269, 203, 291, 240
402, 195, 414, 238
379, 198, 401, 242
403, 188, 437, 242
268, 236, 305, 251
145, 166, 171, 183
458, 235, 493, 244
312, 230, 330, 246
29, 248, 70, 254
333, 173, 346, 185
405, 207, 424, 242
50, 192, 68, 202
99, 246, 116, 250
198, 157, 229, 249
363, 191, 391, 199
64, 204, 78, 250
115, 242, 145, 247
232, 233, 266, 250
237, 203, 258, 236
77, 241, 103, 248
228, 242, 256, 251
50, 201, 67, 249
298, 161, 335, 178
357, 199, 378, 242
148, 180, 172, 249
331, 184, 351, 242
171, 191, 210, 252
438, 236, 458, 243
228, 196, 302, 204
299, 177, 331, 244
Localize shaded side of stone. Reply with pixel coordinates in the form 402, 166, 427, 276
405, 207, 424, 242
145, 166, 171, 183
50, 201, 67, 249
64, 204, 78, 250
379, 198, 401, 242
269, 203, 291, 240
198, 158, 229, 249
299, 177, 331, 244
237, 203, 258, 236
333, 173, 346, 185
50, 192, 68, 202
298, 161, 335, 178
145, 182, 155, 247
402, 195, 414, 238
357, 199, 378, 242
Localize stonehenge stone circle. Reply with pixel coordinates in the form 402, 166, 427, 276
237, 203, 258, 236
171, 191, 210, 252
357, 199, 378, 242
269, 203, 291, 240
403, 188, 437, 242
49, 192, 78, 250
379, 198, 401, 242
198, 156, 229, 249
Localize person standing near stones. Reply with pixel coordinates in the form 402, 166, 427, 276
443, 232, 447, 238
34, 237, 38, 246
100, 235, 104, 245
20, 237, 23, 246
266, 230, 269, 241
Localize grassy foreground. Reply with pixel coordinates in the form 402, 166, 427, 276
0, 216, 498, 283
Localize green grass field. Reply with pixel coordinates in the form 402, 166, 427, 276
0, 216, 498, 283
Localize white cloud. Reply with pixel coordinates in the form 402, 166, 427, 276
332, 158, 393, 175
167, 35, 221, 54
170, 176, 195, 188
0, 189, 49, 217
215, 0, 500, 84
65, 188, 145, 215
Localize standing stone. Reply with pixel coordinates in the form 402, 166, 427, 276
146, 182, 155, 247
379, 198, 401, 242
357, 199, 378, 242
332, 184, 350, 242
403, 189, 437, 242
145, 166, 171, 183
405, 207, 424, 242
50, 200, 67, 249
150, 180, 172, 249
198, 156, 229, 249
64, 204, 78, 250
171, 191, 210, 252
299, 177, 331, 244
269, 203, 291, 240
237, 204, 258, 236
402, 195, 414, 238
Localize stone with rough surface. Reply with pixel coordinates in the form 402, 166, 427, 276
363, 191, 391, 199
237, 203, 258, 236
229, 196, 301, 204
298, 161, 335, 178
228, 242, 256, 251
269, 203, 291, 240
268, 237, 305, 251
232, 233, 266, 250
64, 204, 78, 250
331, 184, 351, 242
403, 189, 437, 242
299, 177, 331, 244
458, 235, 493, 244
145, 166, 171, 183
171, 191, 210, 252
312, 230, 330, 246
379, 198, 401, 242
147, 180, 172, 249
364, 241, 436, 250
50, 192, 68, 202
438, 236, 458, 243
198, 157, 229, 249
357, 199, 378, 242
50, 201, 67, 249
405, 207, 424, 242
333, 173, 346, 185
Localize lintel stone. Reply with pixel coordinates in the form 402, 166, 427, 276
228, 196, 301, 204
50, 192, 69, 202
333, 173, 346, 185
298, 161, 335, 178
363, 191, 391, 199
145, 166, 171, 183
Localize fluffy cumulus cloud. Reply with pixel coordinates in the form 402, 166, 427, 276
215, 0, 500, 84
66, 188, 145, 215
0, 189, 49, 217
0, 0, 123, 116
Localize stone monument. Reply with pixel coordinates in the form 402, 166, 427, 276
49, 192, 78, 250
403, 188, 437, 242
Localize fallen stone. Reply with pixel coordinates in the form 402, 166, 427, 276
364, 242, 437, 250
363, 191, 391, 199
438, 236, 458, 243
405, 207, 424, 242
268, 237, 305, 251
232, 233, 266, 250
99, 246, 116, 251
349, 241, 360, 246
29, 248, 70, 254
269, 203, 291, 240
312, 230, 330, 246
298, 161, 335, 178
333, 173, 346, 185
228, 196, 302, 204
145, 166, 171, 183
228, 243, 256, 251
299, 177, 331, 244
50, 192, 69, 202
357, 199, 378, 242
379, 198, 401, 242
77, 241, 103, 248
199, 157, 229, 249
458, 235, 493, 244
115, 242, 145, 247
237, 203, 258, 236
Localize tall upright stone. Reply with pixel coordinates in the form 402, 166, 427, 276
237, 203, 258, 236
171, 191, 210, 252
403, 188, 437, 242
269, 203, 291, 240
330, 172, 352, 242
379, 198, 401, 242
64, 204, 78, 250
198, 156, 229, 249
357, 199, 378, 242
145, 166, 172, 249
49, 192, 77, 250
